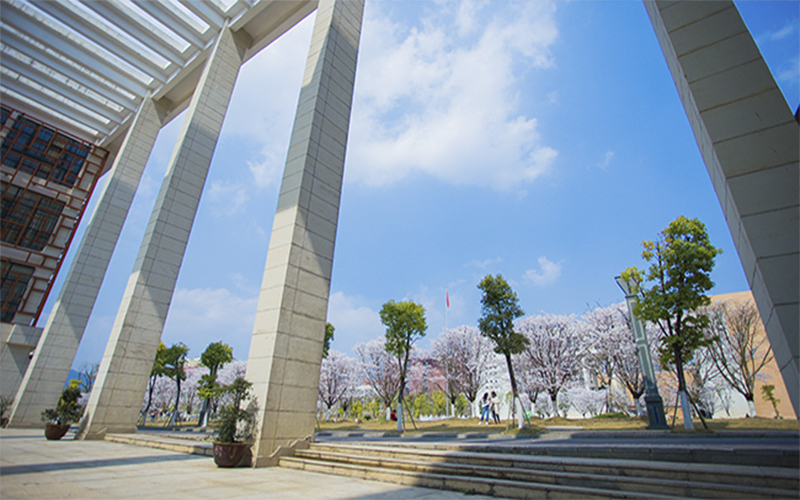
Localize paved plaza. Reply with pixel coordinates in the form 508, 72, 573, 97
0, 429, 499, 500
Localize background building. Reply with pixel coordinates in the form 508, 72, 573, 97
1, 106, 108, 398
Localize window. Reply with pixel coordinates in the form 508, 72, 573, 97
0, 259, 35, 323
1, 185, 65, 251
1, 116, 88, 187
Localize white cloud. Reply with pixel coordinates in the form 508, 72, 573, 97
162, 287, 257, 359
469, 257, 503, 269
524, 256, 563, 287
347, 1, 559, 191
597, 150, 615, 170
326, 291, 383, 351
207, 180, 250, 215
767, 22, 796, 42
221, 15, 315, 189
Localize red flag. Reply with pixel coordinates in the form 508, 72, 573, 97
446, 290, 450, 308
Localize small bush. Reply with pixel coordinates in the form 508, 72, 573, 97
594, 412, 629, 419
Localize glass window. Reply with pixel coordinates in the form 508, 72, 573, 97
1, 186, 65, 251
0, 259, 35, 323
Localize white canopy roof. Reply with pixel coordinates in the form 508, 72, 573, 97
1, 0, 317, 157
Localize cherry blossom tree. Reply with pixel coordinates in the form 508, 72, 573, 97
704, 301, 773, 417
431, 326, 493, 416
581, 303, 628, 412
318, 350, 357, 418
180, 366, 203, 419
684, 344, 719, 418
513, 351, 546, 413
355, 338, 401, 413
517, 314, 583, 417
567, 386, 606, 417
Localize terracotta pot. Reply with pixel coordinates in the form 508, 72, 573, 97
44, 423, 71, 440
213, 442, 249, 467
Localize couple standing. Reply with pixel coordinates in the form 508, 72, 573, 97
479, 391, 500, 424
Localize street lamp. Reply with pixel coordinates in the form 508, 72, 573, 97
615, 275, 668, 430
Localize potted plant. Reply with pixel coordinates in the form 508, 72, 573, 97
212, 376, 256, 467
41, 380, 83, 440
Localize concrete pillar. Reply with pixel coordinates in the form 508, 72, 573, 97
1, 324, 41, 403
246, 0, 364, 466
644, 0, 799, 416
7, 95, 165, 427
77, 22, 244, 438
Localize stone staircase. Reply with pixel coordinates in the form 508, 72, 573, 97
279, 441, 799, 499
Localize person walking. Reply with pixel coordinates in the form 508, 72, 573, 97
478, 393, 490, 424
490, 391, 501, 424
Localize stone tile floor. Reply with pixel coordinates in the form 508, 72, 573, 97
0, 429, 499, 499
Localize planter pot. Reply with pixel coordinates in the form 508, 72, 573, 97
213, 442, 249, 467
44, 423, 71, 440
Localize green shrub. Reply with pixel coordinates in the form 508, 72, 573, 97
594, 412, 629, 419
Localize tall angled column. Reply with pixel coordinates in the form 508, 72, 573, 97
246, 0, 364, 466
645, 0, 799, 417
77, 21, 244, 438
7, 94, 166, 427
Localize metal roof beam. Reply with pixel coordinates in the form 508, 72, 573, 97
32, 1, 169, 86
179, 0, 225, 31
1, 4, 151, 97
81, 0, 192, 65
0, 53, 126, 126
1, 28, 137, 114
1, 77, 113, 137
132, 0, 210, 49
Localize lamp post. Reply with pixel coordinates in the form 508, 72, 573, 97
615, 276, 668, 430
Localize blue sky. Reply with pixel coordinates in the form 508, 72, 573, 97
42, 1, 799, 368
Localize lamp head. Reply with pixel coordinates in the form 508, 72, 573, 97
615, 275, 632, 296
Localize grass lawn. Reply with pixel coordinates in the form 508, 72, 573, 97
316, 415, 800, 435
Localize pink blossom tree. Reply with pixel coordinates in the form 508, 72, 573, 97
318, 350, 357, 419
431, 326, 493, 416
517, 314, 583, 417
355, 338, 401, 415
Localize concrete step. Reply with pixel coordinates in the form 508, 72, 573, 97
293, 447, 796, 499
279, 455, 677, 500
280, 442, 798, 499
105, 433, 213, 457
375, 440, 800, 469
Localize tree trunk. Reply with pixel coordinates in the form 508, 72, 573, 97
142, 377, 156, 423
549, 391, 559, 418
673, 345, 693, 430
198, 398, 210, 427
747, 397, 757, 417
169, 378, 182, 427
503, 354, 524, 428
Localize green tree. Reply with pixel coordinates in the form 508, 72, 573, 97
477, 274, 527, 428
380, 300, 427, 431
761, 384, 781, 418
141, 342, 167, 424
163, 342, 189, 427
323, 322, 335, 359
197, 341, 233, 427
622, 216, 721, 430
